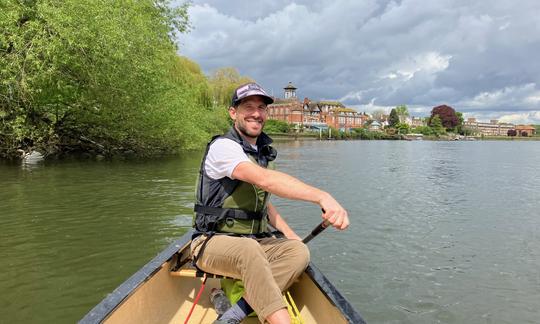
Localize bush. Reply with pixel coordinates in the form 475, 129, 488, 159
264, 119, 291, 133
351, 128, 387, 140
412, 126, 434, 136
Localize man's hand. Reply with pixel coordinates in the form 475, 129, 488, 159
232, 162, 350, 230
319, 193, 349, 230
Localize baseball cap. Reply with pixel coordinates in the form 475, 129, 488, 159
231, 82, 274, 107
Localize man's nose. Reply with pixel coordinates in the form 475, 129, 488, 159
251, 108, 264, 117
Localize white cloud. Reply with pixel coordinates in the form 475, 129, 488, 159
458, 83, 540, 111
179, 0, 540, 120
499, 112, 540, 124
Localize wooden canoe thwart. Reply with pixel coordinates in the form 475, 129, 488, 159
80, 230, 366, 324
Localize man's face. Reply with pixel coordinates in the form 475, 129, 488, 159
229, 96, 268, 140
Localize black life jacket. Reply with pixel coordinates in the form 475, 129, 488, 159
193, 127, 277, 235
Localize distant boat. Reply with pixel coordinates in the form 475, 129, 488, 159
80, 230, 366, 324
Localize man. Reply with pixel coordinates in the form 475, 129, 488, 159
191, 82, 349, 324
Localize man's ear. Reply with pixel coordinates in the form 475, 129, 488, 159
228, 107, 237, 121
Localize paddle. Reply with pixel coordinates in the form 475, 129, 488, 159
302, 219, 331, 244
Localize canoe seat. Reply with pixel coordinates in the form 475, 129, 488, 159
170, 264, 236, 280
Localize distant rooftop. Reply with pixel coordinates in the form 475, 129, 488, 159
284, 82, 297, 90
318, 101, 344, 107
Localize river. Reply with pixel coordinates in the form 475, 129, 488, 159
1, 140, 539, 323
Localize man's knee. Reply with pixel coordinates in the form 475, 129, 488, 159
287, 240, 310, 270
238, 238, 269, 268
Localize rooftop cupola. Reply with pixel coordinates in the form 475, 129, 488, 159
284, 82, 297, 99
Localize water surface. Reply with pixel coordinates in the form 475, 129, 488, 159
1, 140, 539, 323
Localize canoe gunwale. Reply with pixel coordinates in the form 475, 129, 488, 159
79, 229, 366, 324
304, 263, 366, 324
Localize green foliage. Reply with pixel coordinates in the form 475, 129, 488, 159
429, 115, 446, 135
395, 122, 410, 134
461, 126, 476, 136
411, 126, 434, 136
388, 108, 399, 127
455, 111, 464, 125
264, 119, 290, 133
208, 67, 254, 108
533, 125, 540, 136
351, 128, 388, 140
322, 126, 339, 139
395, 105, 409, 117
0, 0, 229, 159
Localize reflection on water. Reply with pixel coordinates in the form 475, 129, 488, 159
1, 141, 540, 323
0, 156, 201, 323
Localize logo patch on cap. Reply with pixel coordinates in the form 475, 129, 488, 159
232, 82, 274, 106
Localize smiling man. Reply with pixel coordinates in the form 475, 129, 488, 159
191, 82, 349, 324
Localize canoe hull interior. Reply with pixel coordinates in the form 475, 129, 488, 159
81, 232, 365, 324
104, 263, 348, 323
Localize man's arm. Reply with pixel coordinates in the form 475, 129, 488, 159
267, 202, 301, 240
232, 162, 349, 230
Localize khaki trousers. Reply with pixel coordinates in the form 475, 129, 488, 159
191, 235, 310, 322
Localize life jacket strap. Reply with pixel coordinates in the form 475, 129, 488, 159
194, 204, 264, 220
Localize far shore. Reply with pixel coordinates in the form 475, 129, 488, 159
267, 132, 540, 141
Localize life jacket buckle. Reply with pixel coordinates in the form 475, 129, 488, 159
225, 217, 235, 227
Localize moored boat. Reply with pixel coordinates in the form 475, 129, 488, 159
80, 230, 366, 323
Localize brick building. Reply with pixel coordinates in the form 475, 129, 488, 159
515, 125, 536, 136
267, 83, 367, 131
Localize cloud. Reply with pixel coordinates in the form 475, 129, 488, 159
178, 0, 540, 120
457, 83, 540, 111
499, 112, 540, 124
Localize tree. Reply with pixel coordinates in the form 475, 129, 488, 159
429, 115, 445, 135
412, 126, 434, 136
429, 105, 459, 130
455, 111, 464, 126
388, 108, 399, 127
455, 111, 465, 134
395, 105, 409, 118
396, 122, 410, 134
534, 125, 540, 136
462, 126, 476, 136
208, 67, 254, 107
0, 0, 231, 159
507, 129, 517, 137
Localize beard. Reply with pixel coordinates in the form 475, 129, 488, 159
235, 118, 264, 139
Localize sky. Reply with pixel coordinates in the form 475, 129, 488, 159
176, 0, 540, 124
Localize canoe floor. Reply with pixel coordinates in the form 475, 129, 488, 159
104, 257, 347, 323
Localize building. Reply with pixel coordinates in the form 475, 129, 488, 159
410, 117, 425, 127
464, 118, 514, 136
267, 83, 367, 131
369, 121, 382, 131
515, 125, 536, 136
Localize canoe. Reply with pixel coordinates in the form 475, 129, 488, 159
80, 230, 366, 323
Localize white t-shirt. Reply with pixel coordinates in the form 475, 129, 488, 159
204, 138, 256, 180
